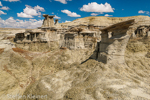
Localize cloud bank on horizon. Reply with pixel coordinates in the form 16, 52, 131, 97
0, 0, 149, 28
0, 17, 43, 29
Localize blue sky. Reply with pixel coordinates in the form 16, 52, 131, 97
0, 0, 150, 28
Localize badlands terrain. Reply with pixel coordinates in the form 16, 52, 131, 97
0, 16, 150, 100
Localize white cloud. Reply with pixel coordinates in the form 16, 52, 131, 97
54, 15, 61, 19
17, 5, 45, 18
0, 1, 10, 10
65, 20, 71, 22
91, 13, 98, 16
29, 19, 37, 22
61, 9, 81, 17
34, 5, 45, 12
0, 6, 10, 10
146, 12, 150, 14
138, 10, 150, 15
17, 12, 33, 18
138, 10, 145, 14
55, 0, 67, 4
3, 0, 20, 2
104, 14, 112, 17
54, 0, 72, 4
23, 6, 39, 16
80, 2, 114, 13
52, 12, 54, 14
0, 17, 43, 29
0, 1, 3, 6
0, 10, 6, 15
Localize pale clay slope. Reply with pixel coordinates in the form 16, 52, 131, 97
1, 40, 150, 100
0, 16, 150, 100
62, 16, 150, 27
0, 28, 25, 50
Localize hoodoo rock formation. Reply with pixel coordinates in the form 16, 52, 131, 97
42, 14, 55, 28
14, 15, 150, 64
96, 19, 134, 64
14, 14, 101, 51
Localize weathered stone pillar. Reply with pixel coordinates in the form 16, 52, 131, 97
29, 33, 31, 41
55, 19, 59, 25
42, 14, 49, 27
97, 19, 134, 64
97, 31, 109, 63
48, 15, 54, 27
147, 31, 150, 37
33, 33, 37, 42
15, 34, 18, 42
23, 33, 27, 42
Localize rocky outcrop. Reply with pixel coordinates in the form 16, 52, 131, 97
96, 19, 134, 64
14, 15, 150, 53
42, 15, 55, 28
14, 14, 100, 51
14, 29, 47, 43
1, 26, 150, 100
135, 25, 150, 37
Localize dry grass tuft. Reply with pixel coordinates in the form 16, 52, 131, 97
0, 48, 4, 54
43, 51, 51, 54
12, 47, 28, 53
129, 37, 143, 42
2, 36, 15, 40
12, 48, 33, 60
60, 47, 68, 50
6, 36, 14, 39
126, 41, 147, 52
